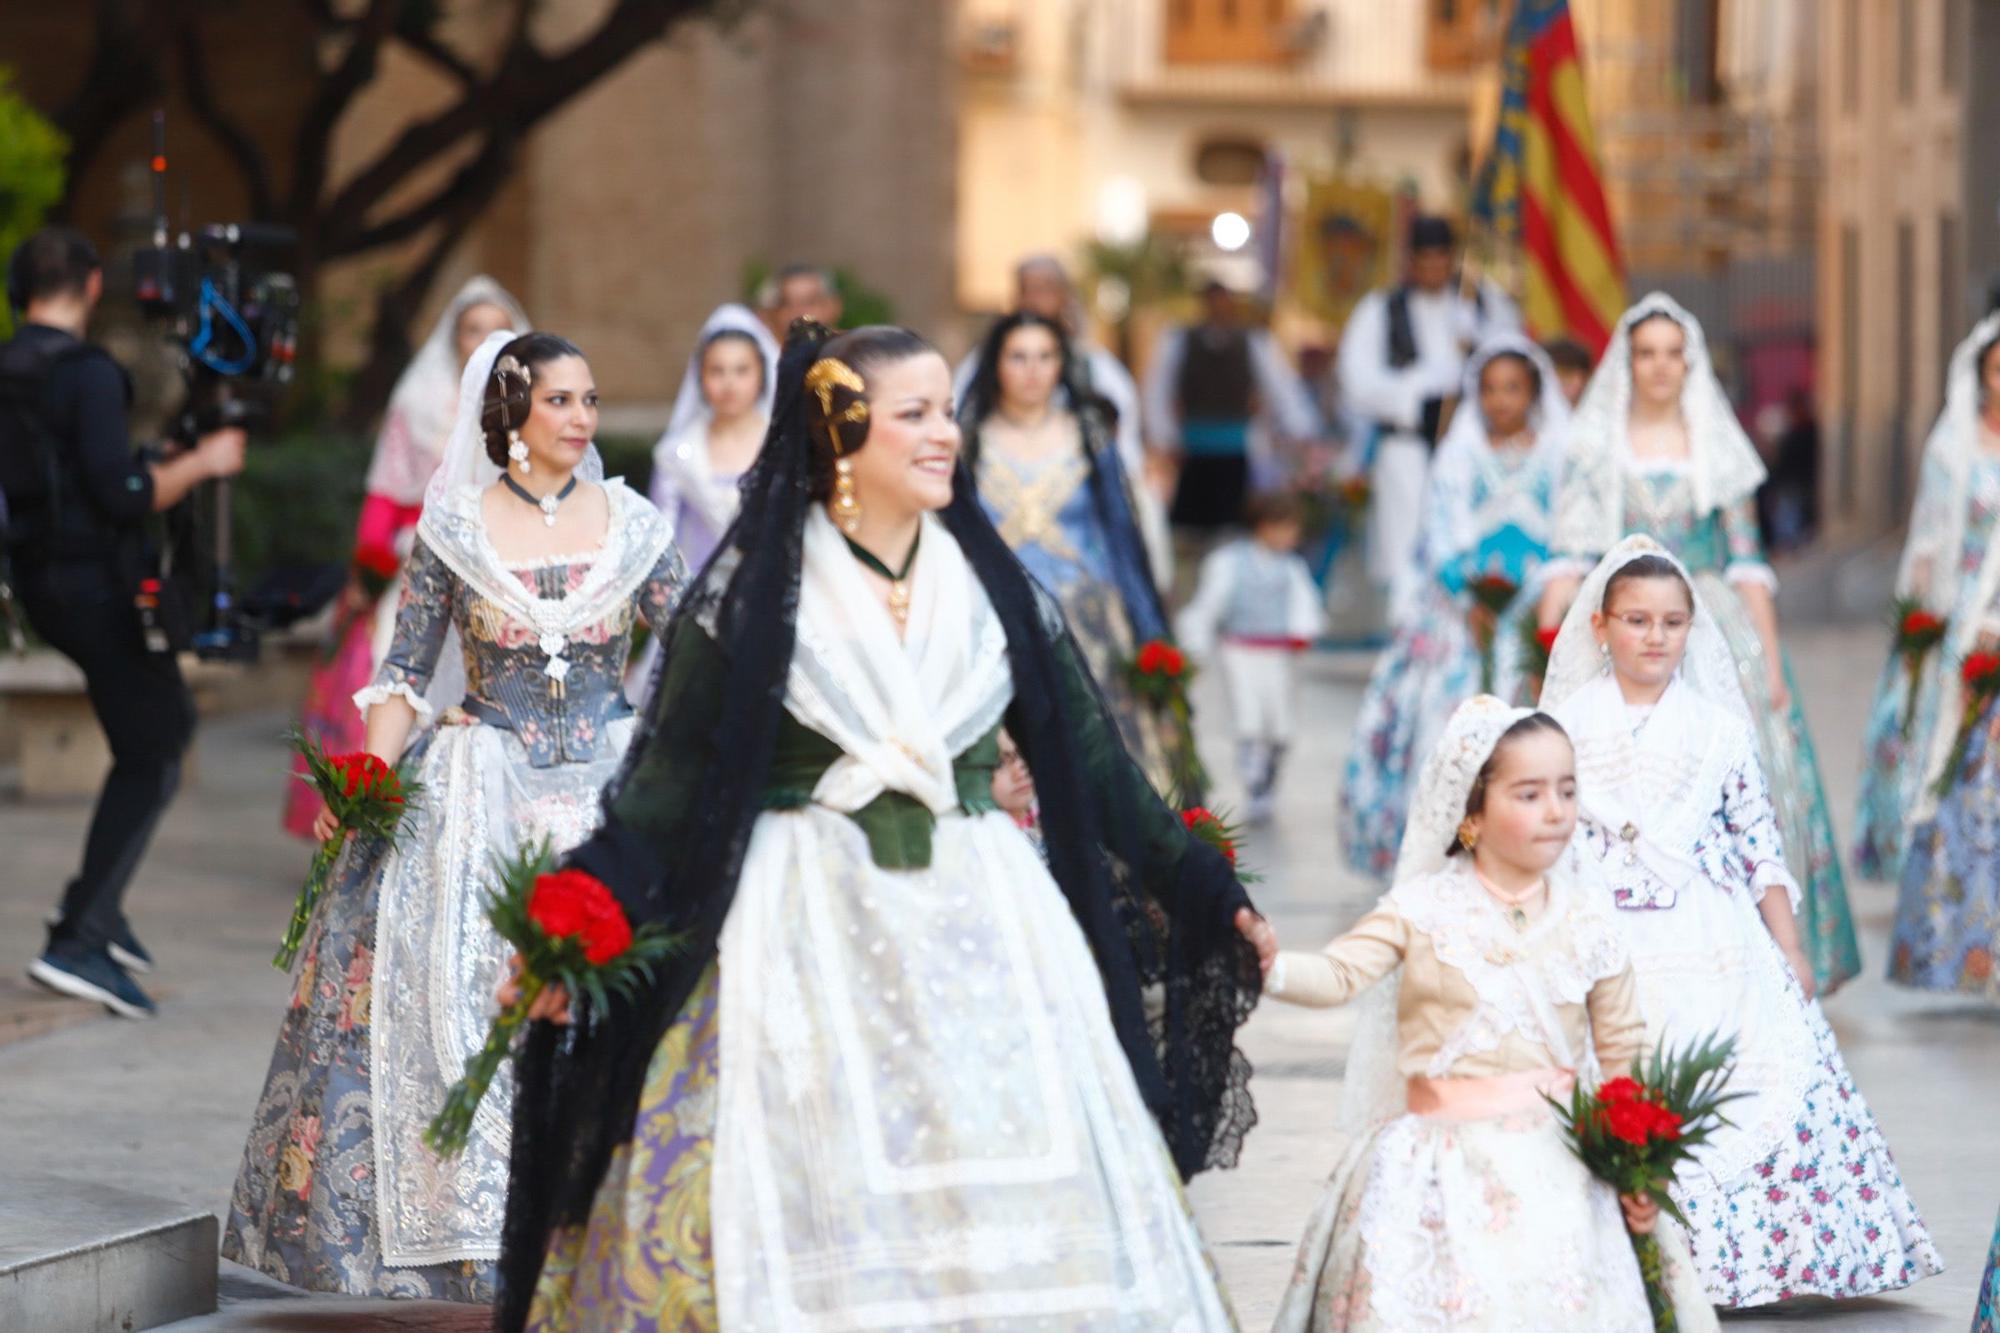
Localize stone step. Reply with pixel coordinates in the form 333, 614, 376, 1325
0, 1174, 218, 1332
153, 1264, 488, 1330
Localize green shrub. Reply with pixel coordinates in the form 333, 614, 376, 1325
232, 430, 371, 579
0, 69, 68, 339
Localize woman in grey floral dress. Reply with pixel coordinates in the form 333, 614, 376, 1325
222, 331, 686, 1299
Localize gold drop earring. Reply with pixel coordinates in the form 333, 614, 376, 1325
1457, 820, 1479, 852
833, 453, 861, 533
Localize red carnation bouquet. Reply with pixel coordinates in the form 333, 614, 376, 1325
1127, 638, 1195, 706
276, 730, 421, 970
1182, 806, 1261, 882
1890, 598, 1948, 738
1933, 650, 2000, 797
354, 543, 400, 600
1466, 571, 1521, 694
426, 843, 680, 1156
1547, 1033, 1744, 1331
1519, 620, 1561, 702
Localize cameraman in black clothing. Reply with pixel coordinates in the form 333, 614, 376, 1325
3, 227, 245, 1018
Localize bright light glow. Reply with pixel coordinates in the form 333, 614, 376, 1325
1211, 211, 1251, 252
1096, 177, 1149, 246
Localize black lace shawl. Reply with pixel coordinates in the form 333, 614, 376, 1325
496, 326, 1260, 1330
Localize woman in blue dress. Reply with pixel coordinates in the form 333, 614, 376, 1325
960, 311, 1189, 795
1890, 318, 2000, 998
1339, 334, 1569, 877
1536, 292, 1861, 993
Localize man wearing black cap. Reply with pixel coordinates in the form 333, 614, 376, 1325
1337, 214, 1517, 620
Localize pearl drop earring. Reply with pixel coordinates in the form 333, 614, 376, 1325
508, 431, 530, 473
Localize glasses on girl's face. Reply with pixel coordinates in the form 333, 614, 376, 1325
1612, 613, 1692, 635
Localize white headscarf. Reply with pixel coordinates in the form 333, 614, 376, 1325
1423, 332, 1572, 563
1556, 292, 1767, 555
659, 302, 780, 444
1540, 535, 1758, 900
1898, 312, 2000, 612
1914, 320, 2000, 819
364, 275, 528, 506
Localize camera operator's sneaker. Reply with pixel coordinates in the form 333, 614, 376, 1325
28, 943, 157, 1020
41, 912, 153, 974
108, 922, 155, 975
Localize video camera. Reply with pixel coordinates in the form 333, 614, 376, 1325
130, 111, 302, 662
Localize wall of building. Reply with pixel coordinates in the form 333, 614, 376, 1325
1818, 0, 1972, 537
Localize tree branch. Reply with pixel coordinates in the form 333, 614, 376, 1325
51, 0, 173, 216
176, 12, 278, 218
339, 131, 512, 254
286, 0, 398, 227
318, 0, 716, 252
397, 27, 479, 85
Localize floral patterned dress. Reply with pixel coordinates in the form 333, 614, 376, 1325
1555, 675, 1942, 1307
1976, 1209, 2000, 1332
1891, 684, 2000, 998
1856, 454, 2000, 879
1556, 460, 1861, 992
1340, 443, 1558, 877
976, 415, 1182, 794
224, 480, 684, 1299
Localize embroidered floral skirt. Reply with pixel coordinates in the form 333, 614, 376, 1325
1890, 707, 2000, 999
223, 726, 494, 1300
1612, 887, 1943, 1306
1975, 1209, 2000, 1333
1272, 1101, 1705, 1332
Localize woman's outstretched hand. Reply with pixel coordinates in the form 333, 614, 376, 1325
1235, 908, 1278, 976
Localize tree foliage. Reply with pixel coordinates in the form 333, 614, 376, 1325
0, 68, 69, 337
52, 0, 737, 424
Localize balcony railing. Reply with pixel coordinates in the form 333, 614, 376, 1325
1090, 0, 1476, 108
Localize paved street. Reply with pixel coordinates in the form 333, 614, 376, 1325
1, 619, 1993, 1329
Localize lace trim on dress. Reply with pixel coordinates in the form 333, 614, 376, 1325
352, 679, 435, 724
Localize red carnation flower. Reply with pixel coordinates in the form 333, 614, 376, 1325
1901, 610, 1944, 636
355, 544, 400, 581
1602, 1098, 1659, 1146
1596, 1076, 1644, 1105
528, 868, 625, 952
1536, 626, 1561, 652
1962, 651, 2000, 686
1163, 646, 1186, 677
1136, 641, 1167, 675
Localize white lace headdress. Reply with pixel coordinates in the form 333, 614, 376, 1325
659, 302, 780, 444
1555, 291, 1768, 555
1539, 533, 1751, 723
1898, 312, 2000, 613
365, 275, 528, 506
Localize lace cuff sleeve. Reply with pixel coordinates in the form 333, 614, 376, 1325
1721, 753, 1802, 911
356, 536, 455, 721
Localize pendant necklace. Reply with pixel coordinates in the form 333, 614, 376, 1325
503, 473, 578, 528
1474, 867, 1545, 932
843, 526, 921, 626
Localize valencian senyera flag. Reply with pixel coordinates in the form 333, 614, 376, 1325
1472, 0, 1626, 357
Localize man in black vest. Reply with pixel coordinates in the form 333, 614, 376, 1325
2, 227, 245, 1018
1336, 215, 1517, 620
1142, 279, 1319, 544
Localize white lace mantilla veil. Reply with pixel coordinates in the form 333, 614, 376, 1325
1556, 292, 1768, 556
1432, 332, 1571, 489
1335, 694, 1538, 1137
660, 302, 780, 443
1539, 535, 1752, 723
1912, 313, 2000, 817
365, 275, 529, 506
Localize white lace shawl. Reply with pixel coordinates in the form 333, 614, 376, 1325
784, 507, 1015, 815
1539, 537, 1762, 897
1555, 292, 1768, 556
1339, 694, 1624, 1136
1898, 312, 2000, 611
